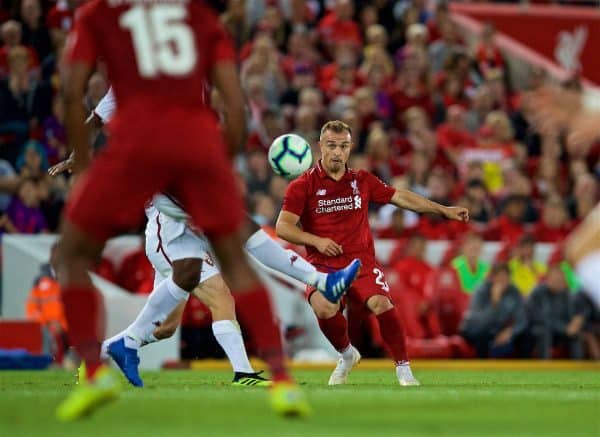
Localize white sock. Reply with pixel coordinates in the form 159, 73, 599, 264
341, 344, 355, 361
125, 277, 189, 349
101, 330, 126, 359
212, 320, 254, 373
576, 250, 600, 309
245, 229, 327, 289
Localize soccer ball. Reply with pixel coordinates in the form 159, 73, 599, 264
268, 133, 313, 179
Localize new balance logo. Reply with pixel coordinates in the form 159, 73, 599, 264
316, 189, 327, 196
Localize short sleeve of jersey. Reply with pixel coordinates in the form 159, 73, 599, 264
364, 171, 395, 204
282, 176, 308, 217
63, 4, 98, 67
94, 87, 116, 123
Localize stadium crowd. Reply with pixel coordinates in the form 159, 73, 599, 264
1, 0, 599, 360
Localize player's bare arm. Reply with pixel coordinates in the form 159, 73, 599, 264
276, 210, 343, 257
61, 61, 93, 174
390, 189, 469, 222
211, 62, 247, 155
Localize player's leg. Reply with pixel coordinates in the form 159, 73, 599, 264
106, 258, 197, 387
308, 291, 361, 385
365, 294, 419, 386
55, 145, 166, 419
174, 123, 309, 417
193, 273, 270, 386
243, 219, 360, 303
209, 231, 311, 415
209, 232, 288, 379
565, 203, 600, 308
56, 221, 107, 380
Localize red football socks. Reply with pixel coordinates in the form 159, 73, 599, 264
61, 285, 105, 379
376, 307, 408, 364
318, 311, 351, 352
234, 285, 290, 382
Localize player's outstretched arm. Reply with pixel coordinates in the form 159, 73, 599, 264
276, 211, 343, 257
390, 189, 469, 221
62, 61, 94, 173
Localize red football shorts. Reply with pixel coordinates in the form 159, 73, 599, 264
306, 256, 393, 307
65, 104, 244, 243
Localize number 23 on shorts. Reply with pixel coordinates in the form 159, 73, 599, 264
373, 268, 389, 292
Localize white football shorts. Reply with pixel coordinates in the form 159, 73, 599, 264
145, 206, 220, 288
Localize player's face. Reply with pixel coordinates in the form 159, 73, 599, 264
319, 130, 353, 174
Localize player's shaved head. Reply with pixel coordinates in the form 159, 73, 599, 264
319, 120, 353, 178
320, 120, 352, 140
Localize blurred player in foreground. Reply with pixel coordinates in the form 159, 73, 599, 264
56, 0, 308, 421
51, 87, 360, 388
525, 86, 600, 309
276, 121, 469, 386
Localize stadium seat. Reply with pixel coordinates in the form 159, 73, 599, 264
386, 239, 409, 267
116, 249, 155, 294
425, 268, 470, 336
0, 320, 43, 354
93, 257, 117, 283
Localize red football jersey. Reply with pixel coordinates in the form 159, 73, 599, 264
64, 0, 235, 112
282, 162, 395, 268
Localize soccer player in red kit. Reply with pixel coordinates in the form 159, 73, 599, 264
55, 0, 309, 420
276, 121, 469, 386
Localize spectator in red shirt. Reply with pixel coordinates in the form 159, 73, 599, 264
46, 0, 77, 48
378, 207, 414, 240
426, 0, 448, 43
485, 194, 528, 243
393, 234, 434, 300
475, 23, 505, 79
463, 179, 494, 224
323, 57, 361, 101
534, 196, 574, 243
390, 48, 434, 124
353, 86, 380, 131
281, 31, 321, 82
317, 0, 362, 56
319, 44, 357, 95
394, 22, 428, 71
0, 20, 40, 80
436, 105, 477, 166
416, 172, 458, 240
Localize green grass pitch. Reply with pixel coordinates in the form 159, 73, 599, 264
0, 368, 598, 436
